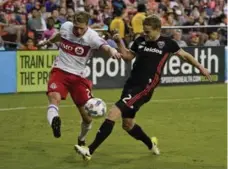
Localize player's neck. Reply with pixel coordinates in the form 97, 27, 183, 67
149, 34, 160, 41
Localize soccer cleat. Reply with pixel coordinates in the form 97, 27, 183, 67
51, 116, 61, 138
78, 137, 86, 146
74, 145, 92, 161
151, 136, 160, 155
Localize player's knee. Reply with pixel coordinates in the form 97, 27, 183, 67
48, 92, 61, 105
122, 119, 134, 131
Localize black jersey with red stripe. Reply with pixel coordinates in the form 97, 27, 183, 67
128, 35, 180, 86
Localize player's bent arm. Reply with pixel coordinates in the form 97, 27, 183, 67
47, 32, 61, 43
100, 45, 117, 56
176, 48, 203, 70
100, 45, 122, 59
176, 48, 212, 81
39, 33, 61, 47
116, 41, 135, 61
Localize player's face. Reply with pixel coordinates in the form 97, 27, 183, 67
143, 25, 160, 41
73, 22, 88, 37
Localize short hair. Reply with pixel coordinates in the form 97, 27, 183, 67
73, 11, 91, 24
143, 15, 161, 30
137, 4, 146, 12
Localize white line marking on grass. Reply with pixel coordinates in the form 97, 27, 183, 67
0, 96, 226, 112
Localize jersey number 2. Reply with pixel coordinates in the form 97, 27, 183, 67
122, 94, 134, 109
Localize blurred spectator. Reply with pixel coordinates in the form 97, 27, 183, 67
66, 15, 74, 22
103, 32, 118, 48
41, 17, 58, 49
101, 4, 112, 20
188, 32, 200, 46
0, 0, 227, 49
40, 6, 51, 21
85, 0, 99, 8
0, 36, 5, 50
131, 4, 146, 35
172, 29, 188, 47
112, 0, 126, 16
45, 0, 58, 12
204, 31, 220, 46
58, 7, 67, 24
89, 9, 104, 29
67, 7, 75, 17
0, 12, 24, 44
162, 8, 178, 37
51, 9, 62, 29
28, 8, 46, 31
26, 0, 36, 13
2, 0, 15, 12
74, 0, 85, 11
19, 37, 37, 50
110, 9, 125, 39
218, 27, 227, 46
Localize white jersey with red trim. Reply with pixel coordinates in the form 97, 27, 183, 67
53, 21, 107, 77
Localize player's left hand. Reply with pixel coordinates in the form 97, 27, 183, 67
112, 51, 122, 59
200, 67, 212, 82
110, 47, 122, 59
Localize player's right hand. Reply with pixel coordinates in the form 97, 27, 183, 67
110, 29, 121, 43
112, 33, 122, 43
199, 67, 212, 82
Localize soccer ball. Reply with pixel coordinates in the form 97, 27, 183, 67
84, 98, 107, 117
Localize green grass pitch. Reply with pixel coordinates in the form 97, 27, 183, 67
0, 84, 226, 169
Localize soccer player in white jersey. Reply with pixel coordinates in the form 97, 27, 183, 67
39, 11, 122, 146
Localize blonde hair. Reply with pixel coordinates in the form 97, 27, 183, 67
73, 11, 91, 24
143, 15, 161, 30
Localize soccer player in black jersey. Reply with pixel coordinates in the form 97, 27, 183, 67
75, 15, 212, 160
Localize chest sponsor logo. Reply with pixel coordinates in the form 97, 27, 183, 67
60, 38, 91, 57
143, 47, 162, 54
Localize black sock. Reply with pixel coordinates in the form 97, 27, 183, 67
88, 119, 115, 154
127, 124, 152, 150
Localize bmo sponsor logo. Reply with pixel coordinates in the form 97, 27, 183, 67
60, 43, 74, 51
60, 39, 90, 57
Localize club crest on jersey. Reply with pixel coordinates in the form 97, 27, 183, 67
157, 41, 165, 49
50, 83, 57, 89
75, 46, 84, 55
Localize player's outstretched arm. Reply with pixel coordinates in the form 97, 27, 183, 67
113, 33, 135, 61
100, 45, 122, 59
38, 33, 61, 47
176, 49, 212, 82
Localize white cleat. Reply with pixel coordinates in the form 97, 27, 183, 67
74, 145, 92, 161
151, 137, 160, 155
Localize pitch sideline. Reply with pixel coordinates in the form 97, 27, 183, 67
0, 96, 226, 112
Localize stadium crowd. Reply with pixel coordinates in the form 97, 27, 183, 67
0, 0, 227, 50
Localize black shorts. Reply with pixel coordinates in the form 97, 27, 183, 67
115, 84, 154, 118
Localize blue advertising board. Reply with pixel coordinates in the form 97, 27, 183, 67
0, 51, 16, 93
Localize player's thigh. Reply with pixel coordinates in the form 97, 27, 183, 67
106, 105, 122, 121
69, 77, 92, 107
115, 86, 153, 118
47, 68, 68, 100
